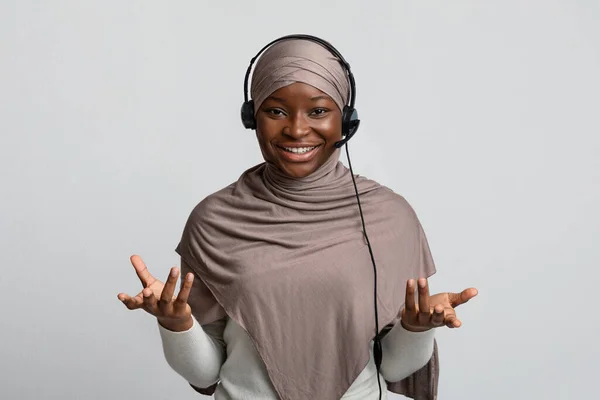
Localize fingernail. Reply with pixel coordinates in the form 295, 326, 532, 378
418, 279, 426, 288
171, 268, 178, 277
186, 273, 193, 282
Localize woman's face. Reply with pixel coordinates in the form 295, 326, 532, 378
255, 82, 342, 178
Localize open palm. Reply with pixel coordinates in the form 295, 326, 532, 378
401, 278, 478, 331
118, 255, 166, 309
117, 255, 195, 331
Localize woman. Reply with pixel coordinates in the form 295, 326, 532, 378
118, 35, 477, 400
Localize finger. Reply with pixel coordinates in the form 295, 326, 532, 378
417, 278, 431, 325
431, 304, 445, 326
130, 255, 157, 288
404, 279, 417, 313
444, 309, 462, 328
159, 267, 179, 309
174, 272, 194, 312
446, 318, 462, 328
449, 287, 479, 308
118, 293, 144, 310
142, 287, 159, 314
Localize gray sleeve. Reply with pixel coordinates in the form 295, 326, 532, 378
379, 322, 436, 383
157, 316, 228, 389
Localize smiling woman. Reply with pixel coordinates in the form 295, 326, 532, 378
118, 34, 477, 400
256, 82, 342, 178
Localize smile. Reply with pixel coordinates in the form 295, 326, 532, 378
275, 144, 321, 162
279, 145, 318, 154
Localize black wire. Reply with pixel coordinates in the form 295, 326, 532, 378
344, 143, 383, 400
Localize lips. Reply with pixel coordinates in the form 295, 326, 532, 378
275, 144, 322, 162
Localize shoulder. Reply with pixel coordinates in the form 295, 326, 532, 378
183, 163, 265, 226
184, 183, 235, 227
358, 176, 422, 226
382, 190, 422, 228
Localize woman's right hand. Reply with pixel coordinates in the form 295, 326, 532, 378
117, 255, 195, 332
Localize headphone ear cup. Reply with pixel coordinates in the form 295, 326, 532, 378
348, 117, 360, 136
342, 106, 360, 137
241, 100, 256, 130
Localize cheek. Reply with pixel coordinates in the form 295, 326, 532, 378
256, 116, 281, 140
318, 115, 342, 139
255, 131, 269, 149
255, 130, 276, 160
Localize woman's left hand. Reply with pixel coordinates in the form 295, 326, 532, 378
401, 278, 478, 332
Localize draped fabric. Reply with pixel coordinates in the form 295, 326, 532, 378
176, 151, 438, 400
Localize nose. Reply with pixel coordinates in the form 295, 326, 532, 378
283, 113, 311, 139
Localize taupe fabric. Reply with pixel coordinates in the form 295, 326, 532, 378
175, 37, 439, 400
177, 152, 438, 400
250, 38, 350, 113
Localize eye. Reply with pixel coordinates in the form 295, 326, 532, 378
265, 108, 286, 117
310, 108, 329, 117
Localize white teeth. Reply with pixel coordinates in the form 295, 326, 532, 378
282, 146, 317, 154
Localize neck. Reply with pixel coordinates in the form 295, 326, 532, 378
264, 150, 342, 190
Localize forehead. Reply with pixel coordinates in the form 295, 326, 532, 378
265, 82, 336, 103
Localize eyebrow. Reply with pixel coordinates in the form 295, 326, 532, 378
265, 96, 287, 103
309, 95, 331, 101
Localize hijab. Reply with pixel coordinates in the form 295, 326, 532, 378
250, 38, 350, 114
176, 38, 439, 400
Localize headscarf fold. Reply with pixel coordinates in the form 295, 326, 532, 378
176, 38, 439, 400
250, 38, 350, 113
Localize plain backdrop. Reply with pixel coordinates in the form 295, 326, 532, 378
1, 1, 598, 399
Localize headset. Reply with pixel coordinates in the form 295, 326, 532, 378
241, 34, 384, 400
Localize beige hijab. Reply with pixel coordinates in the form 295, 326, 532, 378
176, 38, 439, 400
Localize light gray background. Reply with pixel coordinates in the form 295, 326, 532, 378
1, 1, 598, 399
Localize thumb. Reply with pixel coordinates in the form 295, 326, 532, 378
130, 255, 156, 287
449, 288, 478, 308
